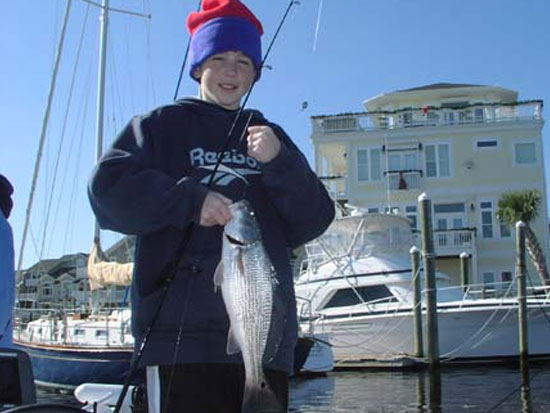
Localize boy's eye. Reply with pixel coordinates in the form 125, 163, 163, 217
238, 59, 251, 66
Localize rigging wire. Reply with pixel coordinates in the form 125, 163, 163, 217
18, 0, 74, 272
42, 3, 92, 259
142, 0, 158, 106
62, 58, 94, 253
478, 268, 550, 412
526, 269, 550, 327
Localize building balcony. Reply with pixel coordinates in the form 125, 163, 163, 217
432, 228, 477, 257
312, 101, 543, 134
384, 170, 423, 190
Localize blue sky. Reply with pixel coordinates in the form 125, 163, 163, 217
1, 0, 549, 268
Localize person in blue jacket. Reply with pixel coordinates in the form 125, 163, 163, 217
0, 174, 15, 348
88, 0, 334, 411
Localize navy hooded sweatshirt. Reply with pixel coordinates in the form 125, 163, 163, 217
88, 98, 335, 373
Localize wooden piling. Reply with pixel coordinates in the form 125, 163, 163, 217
418, 193, 439, 367
410, 246, 424, 358
460, 252, 469, 293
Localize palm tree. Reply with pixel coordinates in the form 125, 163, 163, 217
497, 189, 549, 285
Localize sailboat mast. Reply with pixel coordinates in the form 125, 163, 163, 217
17, 0, 73, 273
93, 0, 109, 247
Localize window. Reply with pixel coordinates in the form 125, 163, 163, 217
483, 272, 495, 286
480, 201, 493, 239
514, 142, 536, 164
501, 271, 513, 287
400, 110, 413, 125
95, 330, 108, 337
406, 205, 417, 229
425, 144, 450, 177
357, 148, 381, 182
323, 285, 397, 309
474, 108, 484, 122
499, 218, 511, 238
367, 208, 379, 214
434, 203, 465, 213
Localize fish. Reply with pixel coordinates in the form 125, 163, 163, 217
214, 199, 285, 413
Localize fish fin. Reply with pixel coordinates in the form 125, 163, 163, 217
242, 380, 284, 413
213, 261, 224, 292
226, 326, 241, 355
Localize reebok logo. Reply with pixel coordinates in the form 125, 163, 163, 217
190, 147, 261, 187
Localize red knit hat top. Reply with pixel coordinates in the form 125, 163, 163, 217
187, 0, 263, 36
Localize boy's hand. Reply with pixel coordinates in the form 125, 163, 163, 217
199, 191, 233, 227
247, 125, 281, 163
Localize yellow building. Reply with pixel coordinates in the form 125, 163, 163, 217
311, 83, 547, 287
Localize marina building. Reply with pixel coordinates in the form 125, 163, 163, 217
16, 236, 134, 311
311, 83, 548, 287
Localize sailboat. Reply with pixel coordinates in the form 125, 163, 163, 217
12, 0, 147, 389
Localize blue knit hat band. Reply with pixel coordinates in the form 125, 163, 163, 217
189, 16, 262, 82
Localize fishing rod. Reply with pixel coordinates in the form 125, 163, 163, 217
113, 1, 300, 411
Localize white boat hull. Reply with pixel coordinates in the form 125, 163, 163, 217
307, 303, 550, 362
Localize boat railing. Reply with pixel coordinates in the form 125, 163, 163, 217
12, 306, 133, 347
433, 280, 550, 308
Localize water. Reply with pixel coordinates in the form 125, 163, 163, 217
37, 364, 550, 412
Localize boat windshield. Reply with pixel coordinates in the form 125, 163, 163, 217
307, 214, 413, 260
322, 285, 398, 309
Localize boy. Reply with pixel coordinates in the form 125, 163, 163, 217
88, 0, 334, 411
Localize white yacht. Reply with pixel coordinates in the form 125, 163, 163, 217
295, 212, 550, 365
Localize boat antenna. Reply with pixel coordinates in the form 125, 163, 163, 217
113, 1, 301, 411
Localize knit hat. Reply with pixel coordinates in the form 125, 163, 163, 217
0, 174, 14, 219
187, 0, 263, 82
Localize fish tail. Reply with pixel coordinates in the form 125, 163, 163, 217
241, 378, 284, 413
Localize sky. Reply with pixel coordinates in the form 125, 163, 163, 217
1, 0, 549, 269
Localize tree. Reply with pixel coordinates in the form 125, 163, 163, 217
497, 189, 549, 285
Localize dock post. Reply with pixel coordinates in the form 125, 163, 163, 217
418, 193, 439, 367
410, 246, 424, 358
516, 221, 529, 366
460, 252, 470, 293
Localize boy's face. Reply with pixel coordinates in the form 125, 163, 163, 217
193, 50, 256, 110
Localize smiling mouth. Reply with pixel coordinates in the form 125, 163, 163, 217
219, 83, 237, 91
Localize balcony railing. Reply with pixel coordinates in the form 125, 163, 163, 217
412, 228, 476, 256
434, 228, 476, 252
384, 170, 422, 190
312, 101, 543, 133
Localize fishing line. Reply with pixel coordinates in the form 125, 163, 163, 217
313, 0, 324, 52
173, 0, 202, 100
113, 1, 300, 411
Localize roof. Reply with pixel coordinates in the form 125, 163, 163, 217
397, 83, 485, 92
